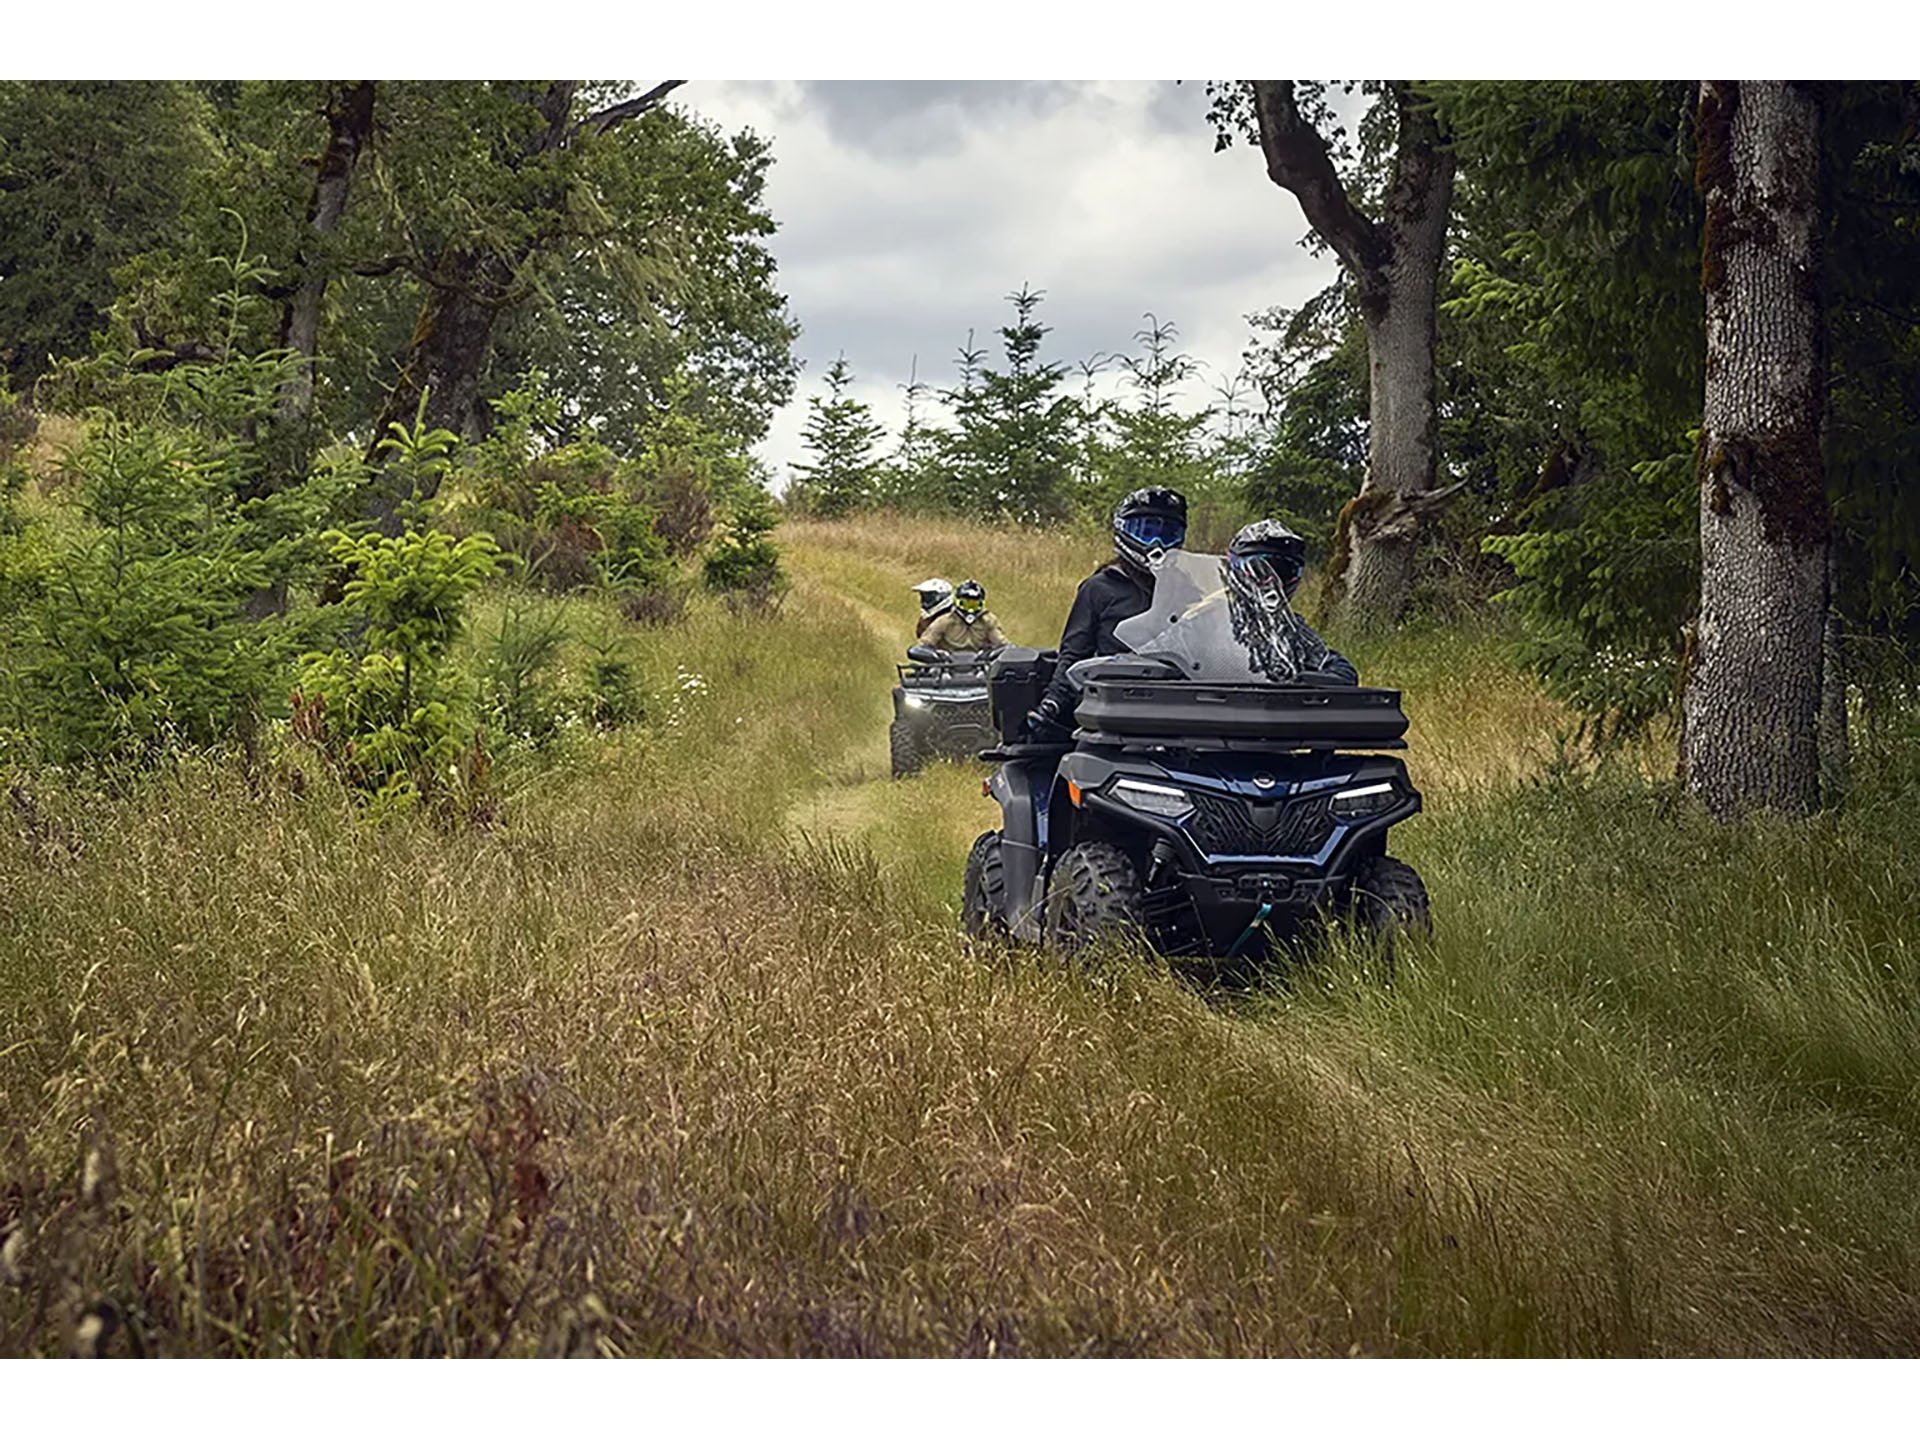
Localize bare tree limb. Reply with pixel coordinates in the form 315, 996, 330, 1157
575, 81, 687, 141
1249, 81, 1389, 283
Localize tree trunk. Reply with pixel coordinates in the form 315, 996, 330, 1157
1682, 81, 1829, 819
1250, 82, 1455, 632
362, 82, 578, 528
279, 81, 374, 421
1342, 143, 1452, 625
361, 274, 500, 532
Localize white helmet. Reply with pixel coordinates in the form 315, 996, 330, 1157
911, 577, 954, 620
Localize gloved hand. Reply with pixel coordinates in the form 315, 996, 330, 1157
1023, 693, 1067, 739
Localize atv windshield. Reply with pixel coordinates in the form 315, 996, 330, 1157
1110, 550, 1330, 683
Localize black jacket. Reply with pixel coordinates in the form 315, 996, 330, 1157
1042, 559, 1358, 713
1042, 562, 1155, 712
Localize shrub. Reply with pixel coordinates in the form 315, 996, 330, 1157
702, 483, 787, 613
293, 527, 500, 813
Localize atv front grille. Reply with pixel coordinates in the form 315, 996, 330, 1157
1185, 791, 1334, 858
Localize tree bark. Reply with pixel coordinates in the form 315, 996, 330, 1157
1682, 81, 1830, 819
279, 81, 375, 421
1251, 82, 1455, 631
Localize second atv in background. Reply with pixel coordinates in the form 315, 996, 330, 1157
890, 645, 999, 778
890, 578, 1012, 778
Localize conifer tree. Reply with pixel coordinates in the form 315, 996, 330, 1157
952, 286, 1079, 524
875, 356, 949, 511
789, 355, 884, 518
1096, 315, 1216, 511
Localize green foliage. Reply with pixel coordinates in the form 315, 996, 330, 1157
0, 82, 218, 387
7, 82, 796, 455
1238, 296, 1369, 557
1426, 80, 1920, 739
1, 425, 284, 764
1086, 316, 1219, 517
485, 114, 800, 452
585, 646, 647, 730
446, 370, 740, 606
702, 482, 786, 610
294, 526, 500, 810
870, 359, 950, 514
1482, 446, 1698, 747
0, 228, 358, 766
788, 356, 884, 518
369, 390, 462, 529
466, 592, 649, 748
475, 596, 573, 743
1823, 83, 1920, 694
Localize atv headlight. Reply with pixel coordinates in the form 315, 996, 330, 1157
903, 694, 927, 709
1111, 778, 1193, 819
1329, 780, 1396, 821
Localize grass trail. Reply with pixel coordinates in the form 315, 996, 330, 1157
3, 514, 1917, 1355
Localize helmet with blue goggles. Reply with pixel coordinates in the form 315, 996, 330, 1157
1112, 487, 1188, 574
1227, 519, 1307, 608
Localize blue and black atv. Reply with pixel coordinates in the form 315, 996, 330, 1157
962, 551, 1429, 968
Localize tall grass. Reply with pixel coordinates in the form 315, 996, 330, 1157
3, 516, 1917, 1355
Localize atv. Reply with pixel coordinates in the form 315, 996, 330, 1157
963, 550, 1429, 969
890, 644, 1001, 779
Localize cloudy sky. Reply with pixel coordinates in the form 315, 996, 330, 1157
676, 81, 1344, 486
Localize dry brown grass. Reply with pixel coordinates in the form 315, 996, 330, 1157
4, 516, 1918, 1356
15, 411, 85, 486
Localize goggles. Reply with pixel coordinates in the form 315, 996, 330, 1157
1229, 549, 1303, 593
1118, 514, 1186, 550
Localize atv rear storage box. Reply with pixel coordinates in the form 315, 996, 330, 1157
987, 647, 1058, 744
1074, 666, 1409, 746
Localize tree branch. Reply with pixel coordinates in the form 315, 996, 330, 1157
350, 254, 418, 279
575, 81, 687, 141
1249, 81, 1388, 283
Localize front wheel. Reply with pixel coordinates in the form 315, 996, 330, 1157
962, 830, 1008, 940
889, 714, 924, 779
1347, 854, 1431, 974
1044, 841, 1146, 960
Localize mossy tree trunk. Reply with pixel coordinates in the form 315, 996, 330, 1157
361, 81, 685, 533
1682, 80, 1831, 818
364, 83, 577, 511
1251, 81, 1455, 632
278, 81, 375, 422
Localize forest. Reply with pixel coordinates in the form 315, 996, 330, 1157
1, 80, 1918, 1359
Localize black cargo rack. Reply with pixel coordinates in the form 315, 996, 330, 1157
1075, 677, 1409, 746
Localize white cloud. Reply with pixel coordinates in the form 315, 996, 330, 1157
678, 80, 1342, 487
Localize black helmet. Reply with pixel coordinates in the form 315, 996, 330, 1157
1227, 519, 1307, 612
1112, 487, 1187, 575
955, 578, 986, 620
911, 577, 954, 620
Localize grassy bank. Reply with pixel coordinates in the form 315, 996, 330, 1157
2, 516, 1916, 1355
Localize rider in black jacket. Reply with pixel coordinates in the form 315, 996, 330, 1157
1027, 487, 1187, 735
